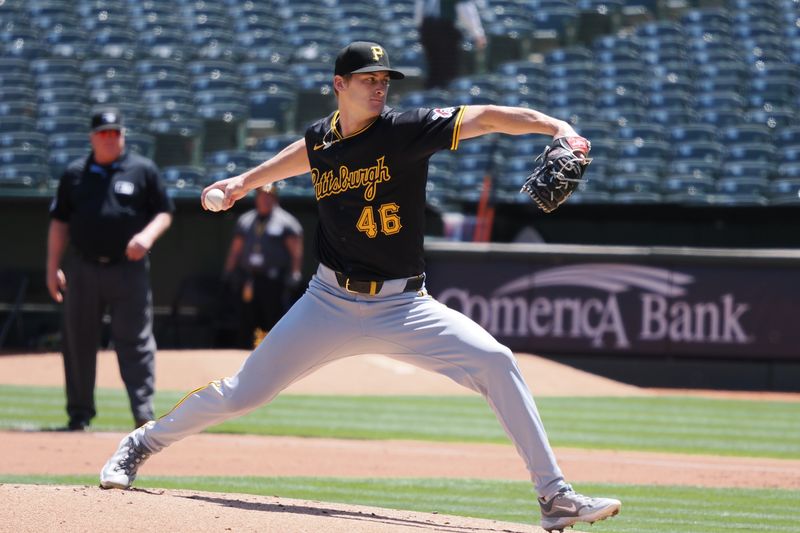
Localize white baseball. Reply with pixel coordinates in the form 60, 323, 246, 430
204, 189, 225, 212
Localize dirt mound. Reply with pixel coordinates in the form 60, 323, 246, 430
1, 484, 573, 533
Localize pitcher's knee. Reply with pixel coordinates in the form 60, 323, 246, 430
479, 345, 518, 374
209, 378, 265, 416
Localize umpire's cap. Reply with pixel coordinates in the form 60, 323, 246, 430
91, 108, 123, 132
334, 41, 405, 80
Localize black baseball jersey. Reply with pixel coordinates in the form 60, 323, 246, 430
305, 105, 466, 280
49, 151, 175, 261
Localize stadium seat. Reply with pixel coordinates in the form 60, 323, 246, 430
768, 178, 800, 205
0, 58, 30, 76
252, 134, 300, 154
609, 172, 661, 194
0, 86, 35, 103
48, 133, 87, 151
0, 131, 46, 152
0, 146, 47, 167
569, 189, 613, 205
148, 117, 203, 167
126, 132, 156, 159
81, 58, 133, 76
139, 74, 190, 93
645, 76, 693, 96
669, 124, 717, 144
593, 34, 641, 56
775, 126, 800, 146
780, 144, 800, 165
612, 191, 663, 204
618, 140, 670, 161
751, 79, 800, 110
720, 160, 775, 182
616, 157, 663, 176
718, 124, 773, 145
578, 120, 617, 140
636, 20, 684, 40
696, 60, 749, 81
673, 141, 725, 163
717, 175, 770, 196
695, 76, 742, 94
698, 109, 746, 127
496, 61, 547, 80
48, 148, 89, 178
2, 34, 47, 60
248, 90, 297, 135
0, 164, 50, 189
0, 115, 35, 134
725, 143, 777, 164
457, 136, 496, 157
745, 107, 796, 129
30, 58, 80, 77
647, 107, 696, 127
134, 58, 184, 77
646, 90, 693, 110
668, 159, 718, 179
34, 73, 84, 91
161, 166, 206, 191
661, 174, 716, 196
545, 46, 594, 64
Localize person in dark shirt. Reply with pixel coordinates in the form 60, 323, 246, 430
223, 183, 303, 348
47, 108, 174, 431
100, 42, 620, 532
415, 0, 487, 89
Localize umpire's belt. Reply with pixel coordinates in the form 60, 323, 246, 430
334, 271, 424, 296
77, 251, 125, 266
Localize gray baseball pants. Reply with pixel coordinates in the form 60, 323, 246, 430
141, 263, 567, 499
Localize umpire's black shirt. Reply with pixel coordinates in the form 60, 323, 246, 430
49, 151, 175, 261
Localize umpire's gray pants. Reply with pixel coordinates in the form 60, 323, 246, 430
63, 255, 156, 424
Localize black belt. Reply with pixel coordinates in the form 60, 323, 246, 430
78, 252, 125, 266
334, 271, 424, 296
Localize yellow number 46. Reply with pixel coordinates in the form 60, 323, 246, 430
356, 203, 401, 238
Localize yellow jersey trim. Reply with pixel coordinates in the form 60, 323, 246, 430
451, 105, 467, 151
330, 111, 380, 141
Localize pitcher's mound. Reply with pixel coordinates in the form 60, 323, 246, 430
3, 484, 588, 533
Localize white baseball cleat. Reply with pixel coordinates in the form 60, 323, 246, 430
539, 485, 621, 532
99, 421, 155, 489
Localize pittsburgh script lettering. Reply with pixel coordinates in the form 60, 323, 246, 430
311, 156, 392, 201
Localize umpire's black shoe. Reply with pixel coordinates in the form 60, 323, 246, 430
60, 419, 88, 431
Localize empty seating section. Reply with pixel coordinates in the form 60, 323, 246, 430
1, 0, 800, 205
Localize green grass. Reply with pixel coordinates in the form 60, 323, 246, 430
1, 385, 799, 458
1, 475, 798, 533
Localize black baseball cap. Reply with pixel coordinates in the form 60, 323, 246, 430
91, 108, 123, 132
334, 41, 405, 80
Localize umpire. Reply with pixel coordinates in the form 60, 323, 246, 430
46, 108, 175, 431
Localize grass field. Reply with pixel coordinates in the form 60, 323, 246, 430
2, 384, 800, 532
0, 474, 798, 533
1, 384, 799, 458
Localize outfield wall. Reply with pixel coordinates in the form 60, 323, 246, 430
424, 242, 800, 391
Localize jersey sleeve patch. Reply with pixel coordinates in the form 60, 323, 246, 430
431, 107, 457, 119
